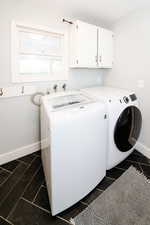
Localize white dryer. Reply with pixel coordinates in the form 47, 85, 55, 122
41, 91, 107, 215
81, 86, 142, 170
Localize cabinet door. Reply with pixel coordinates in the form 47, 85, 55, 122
71, 21, 98, 68
98, 28, 113, 68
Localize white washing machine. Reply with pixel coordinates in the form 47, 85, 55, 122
81, 86, 142, 170
40, 91, 107, 215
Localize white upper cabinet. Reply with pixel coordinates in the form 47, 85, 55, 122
98, 28, 113, 68
69, 20, 113, 69
70, 20, 97, 68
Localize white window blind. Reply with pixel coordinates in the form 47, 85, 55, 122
11, 22, 68, 82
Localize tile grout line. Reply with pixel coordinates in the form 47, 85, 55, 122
16, 154, 37, 166
105, 176, 116, 181
0, 162, 30, 208
16, 159, 28, 165
96, 187, 104, 192
7, 162, 42, 219
21, 164, 43, 201
126, 159, 139, 164
139, 162, 150, 166
127, 159, 150, 167
5, 157, 39, 218
115, 166, 126, 171
0, 164, 24, 188
106, 175, 117, 180
138, 162, 144, 173
22, 164, 43, 202
80, 200, 88, 206
21, 197, 50, 214
32, 182, 43, 203
95, 187, 103, 192
0, 167, 12, 174
0, 161, 27, 190
0, 174, 11, 188
7, 161, 27, 176
0, 216, 14, 225
126, 159, 140, 164
56, 215, 73, 225
113, 167, 126, 171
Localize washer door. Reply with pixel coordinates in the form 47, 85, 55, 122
114, 106, 142, 152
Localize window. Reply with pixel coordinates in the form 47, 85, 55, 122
11, 22, 68, 82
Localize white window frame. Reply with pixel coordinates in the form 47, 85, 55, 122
11, 21, 69, 83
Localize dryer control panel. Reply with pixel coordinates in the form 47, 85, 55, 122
122, 94, 137, 104
130, 94, 137, 101
123, 96, 129, 104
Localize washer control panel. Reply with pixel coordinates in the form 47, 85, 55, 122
123, 96, 129, 104
120, 93, 137, 104
109, 93, 137, 104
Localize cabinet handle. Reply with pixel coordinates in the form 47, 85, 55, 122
95, 56, 98, 63
99, 56, 102, 63
0, 88, 3, 96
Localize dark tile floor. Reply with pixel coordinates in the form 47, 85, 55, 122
0, 150, 149, 225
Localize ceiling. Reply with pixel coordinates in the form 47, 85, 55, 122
50, 0, 150, 27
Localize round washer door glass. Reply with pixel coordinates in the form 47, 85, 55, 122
114, 106, 142, 152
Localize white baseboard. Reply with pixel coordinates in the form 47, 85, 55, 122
135, 141, 150, 159
1, 140, 149, 166
0, 141, 41, 166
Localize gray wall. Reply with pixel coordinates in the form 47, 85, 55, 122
0, 0, 103, 155
104, 8, 150, 149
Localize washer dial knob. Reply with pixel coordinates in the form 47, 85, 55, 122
123, 96, 129, 103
